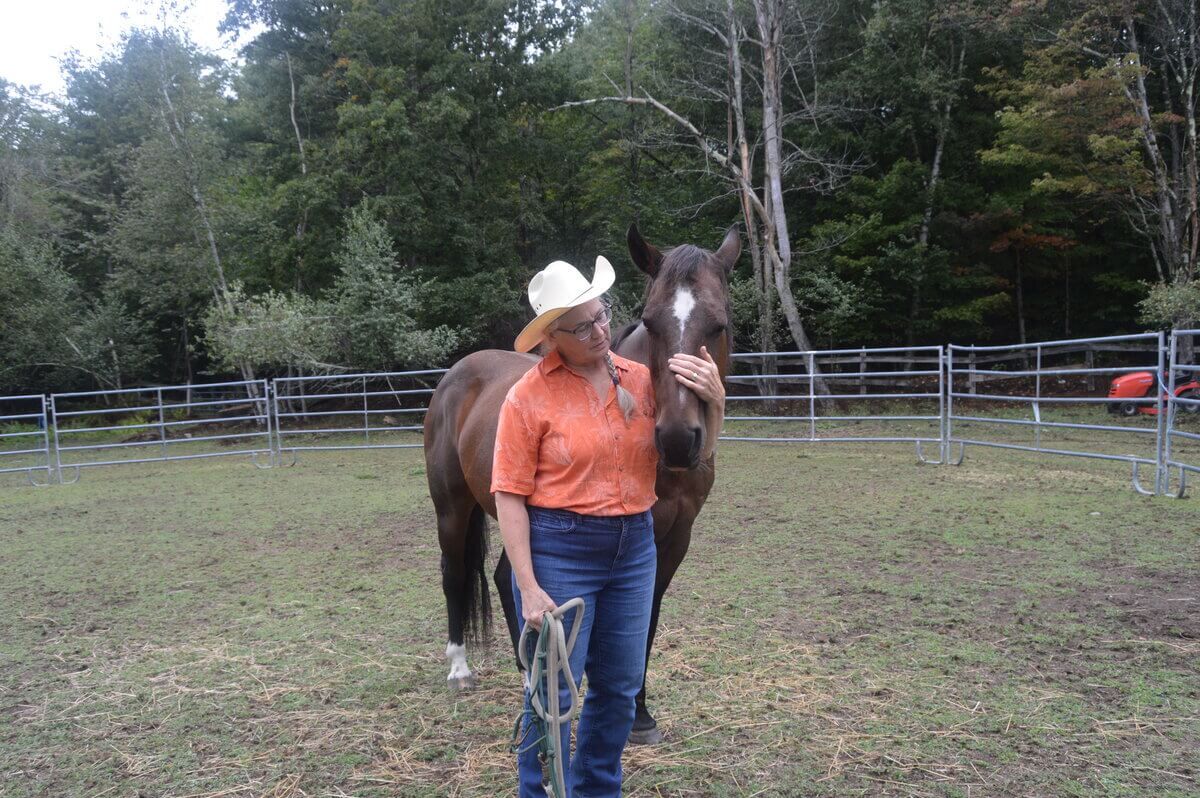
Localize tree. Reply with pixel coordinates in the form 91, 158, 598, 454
848, 0, 1009, 347
553, 0, 862, 369
203, 206, 464, 373
326, 206, 463, 369
60, 28, 261, 387
0, 80, 63, 242
986, 1, 1200, 341
0, 231, 154, 393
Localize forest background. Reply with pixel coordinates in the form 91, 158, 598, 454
3, 0, 1200, 395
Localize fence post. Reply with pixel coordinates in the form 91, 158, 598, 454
1085, 348, 1095, 392
157, 387, 168, 459
362, 376, 370, 444
968, 351, 977, 395
1153, 332, 1167, 494
270, 379, 280, 463
40, 395, 53, 480
49, 395, 64, 485
1034, 344, 1042, 449
808, 352, 817, 441
859, 348, 867, 395
1164, 332, 1177, 495
937, 346, 947, 462
946, 347, 955, 463
258, 380, 270, 466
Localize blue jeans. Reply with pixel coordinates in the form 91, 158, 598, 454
513, 506, 656, 798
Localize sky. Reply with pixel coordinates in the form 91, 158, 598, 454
0, 0, 250, 97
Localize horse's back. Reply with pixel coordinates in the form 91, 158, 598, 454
425, 349, 540, 516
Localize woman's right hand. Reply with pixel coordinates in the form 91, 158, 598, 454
519, 581, 557, 630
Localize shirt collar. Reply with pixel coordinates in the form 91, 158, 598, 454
540, 348, 632, 375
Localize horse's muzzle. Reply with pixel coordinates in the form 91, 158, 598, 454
655, 424, 703, 470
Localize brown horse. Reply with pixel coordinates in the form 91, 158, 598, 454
423, 224, 741, 745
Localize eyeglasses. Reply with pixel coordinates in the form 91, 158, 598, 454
555, 306, 613, 342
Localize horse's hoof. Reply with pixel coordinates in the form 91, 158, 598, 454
627, 725, 664, 746
447, 674, 476, 691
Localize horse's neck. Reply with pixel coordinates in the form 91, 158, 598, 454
613, 323, 650, 367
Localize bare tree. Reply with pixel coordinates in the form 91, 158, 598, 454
285, 50, 310, 292
553, 0, 862, 381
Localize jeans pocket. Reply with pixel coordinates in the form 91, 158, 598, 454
529, 506, 577, 534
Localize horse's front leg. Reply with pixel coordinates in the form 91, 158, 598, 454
493, 550, 523, 671
629, 516, 694, 746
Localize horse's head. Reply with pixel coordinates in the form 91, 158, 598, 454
627, 223, 741, 471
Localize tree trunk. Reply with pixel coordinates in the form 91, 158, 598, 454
182, 314, 194, 390
1063, 258, 1070, 336
286, 51, 309, 291
753, 0, 823, 371
155, 52, 258, 392
1015, 249, 1026, 346
727, 0, 774, 370
623, 0, 640, 184
1124, 18, 1185, 281
908, 44, 964, 359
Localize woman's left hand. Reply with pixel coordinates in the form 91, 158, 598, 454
668, 346, 725, 406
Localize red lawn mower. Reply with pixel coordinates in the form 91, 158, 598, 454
1107, 370, 1200, 416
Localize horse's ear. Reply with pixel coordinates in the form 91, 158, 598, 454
715, 224, 742, 275
627, 223, 663, 279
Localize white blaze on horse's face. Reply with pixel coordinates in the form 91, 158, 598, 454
672, 288, 697, 402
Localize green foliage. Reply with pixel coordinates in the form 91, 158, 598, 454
2, 0, 1197, 392
728, 276, 764, 353
203, 207, 464, 373
202, 285, 333, 372
0, 232, 154, 393
325, 206, 463, 369
0, 80, 63, 241
1139, 281, 1200, 330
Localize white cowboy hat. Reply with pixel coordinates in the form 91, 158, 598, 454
514, 256, 615, 352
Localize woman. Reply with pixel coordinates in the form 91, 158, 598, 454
491, 255, 724, 797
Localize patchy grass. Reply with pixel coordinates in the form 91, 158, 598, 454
1, 441, 1197, 797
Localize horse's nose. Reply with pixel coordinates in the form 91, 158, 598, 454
655, 424, 703, 470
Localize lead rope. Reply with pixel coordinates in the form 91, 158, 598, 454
511, 597, 586, 798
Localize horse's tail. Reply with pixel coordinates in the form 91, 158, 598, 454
463, 504, 492, 646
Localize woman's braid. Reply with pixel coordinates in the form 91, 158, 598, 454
605, 352, 636, 423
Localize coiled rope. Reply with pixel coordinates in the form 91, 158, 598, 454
510, 597, 586, 797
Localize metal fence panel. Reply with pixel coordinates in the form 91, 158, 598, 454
271, 369, 447, 458
49, 380, 273, 481
5, 331, 1200, 496
1165, 330, 1200, 496
947, 333, 1167, 494
722, 347, 944, 458
0, 394, 53, 484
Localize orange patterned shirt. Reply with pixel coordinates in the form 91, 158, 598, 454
491, 349, 658, 516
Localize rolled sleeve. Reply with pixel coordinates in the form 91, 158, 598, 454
491, 393, 540, 496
